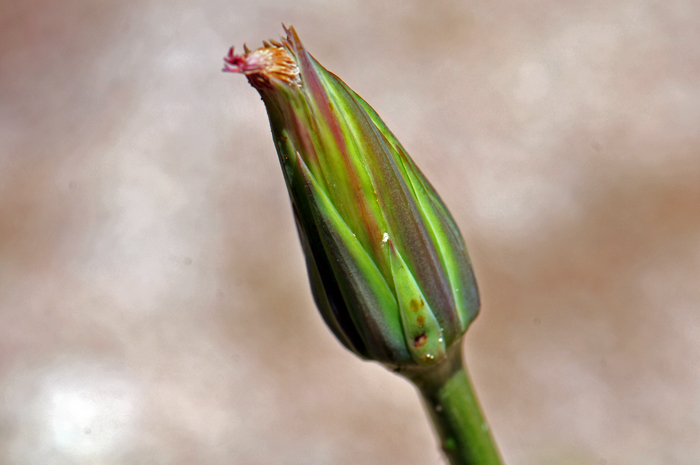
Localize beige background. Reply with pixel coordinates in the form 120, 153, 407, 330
1, 0, 699, 463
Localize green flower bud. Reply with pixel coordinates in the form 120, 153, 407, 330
224, 26, 479, 368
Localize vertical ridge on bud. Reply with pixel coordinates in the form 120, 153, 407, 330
296, 151, 408, 362
321, 72, 461, 347
342, 82, 480, 333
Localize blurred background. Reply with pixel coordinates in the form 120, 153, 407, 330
1, 0, 699, 463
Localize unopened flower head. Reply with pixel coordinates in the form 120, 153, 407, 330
224, 26, 480, 368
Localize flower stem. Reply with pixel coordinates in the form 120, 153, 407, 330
399, 342, 503, 465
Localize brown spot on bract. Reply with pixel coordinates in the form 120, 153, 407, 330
410, 299, 420, 312
416, 315, 425, 327
413, 333, 427, 349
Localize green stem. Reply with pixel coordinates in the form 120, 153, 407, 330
399, 342, 503, 465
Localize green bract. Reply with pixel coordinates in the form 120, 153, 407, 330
224, 26, 479, 367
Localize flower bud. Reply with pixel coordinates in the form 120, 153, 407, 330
224, 26, 479, 368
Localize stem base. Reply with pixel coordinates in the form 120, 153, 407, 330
397, 342, 503, 465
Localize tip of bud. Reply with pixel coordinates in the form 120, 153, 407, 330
223, 27, 302, 91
